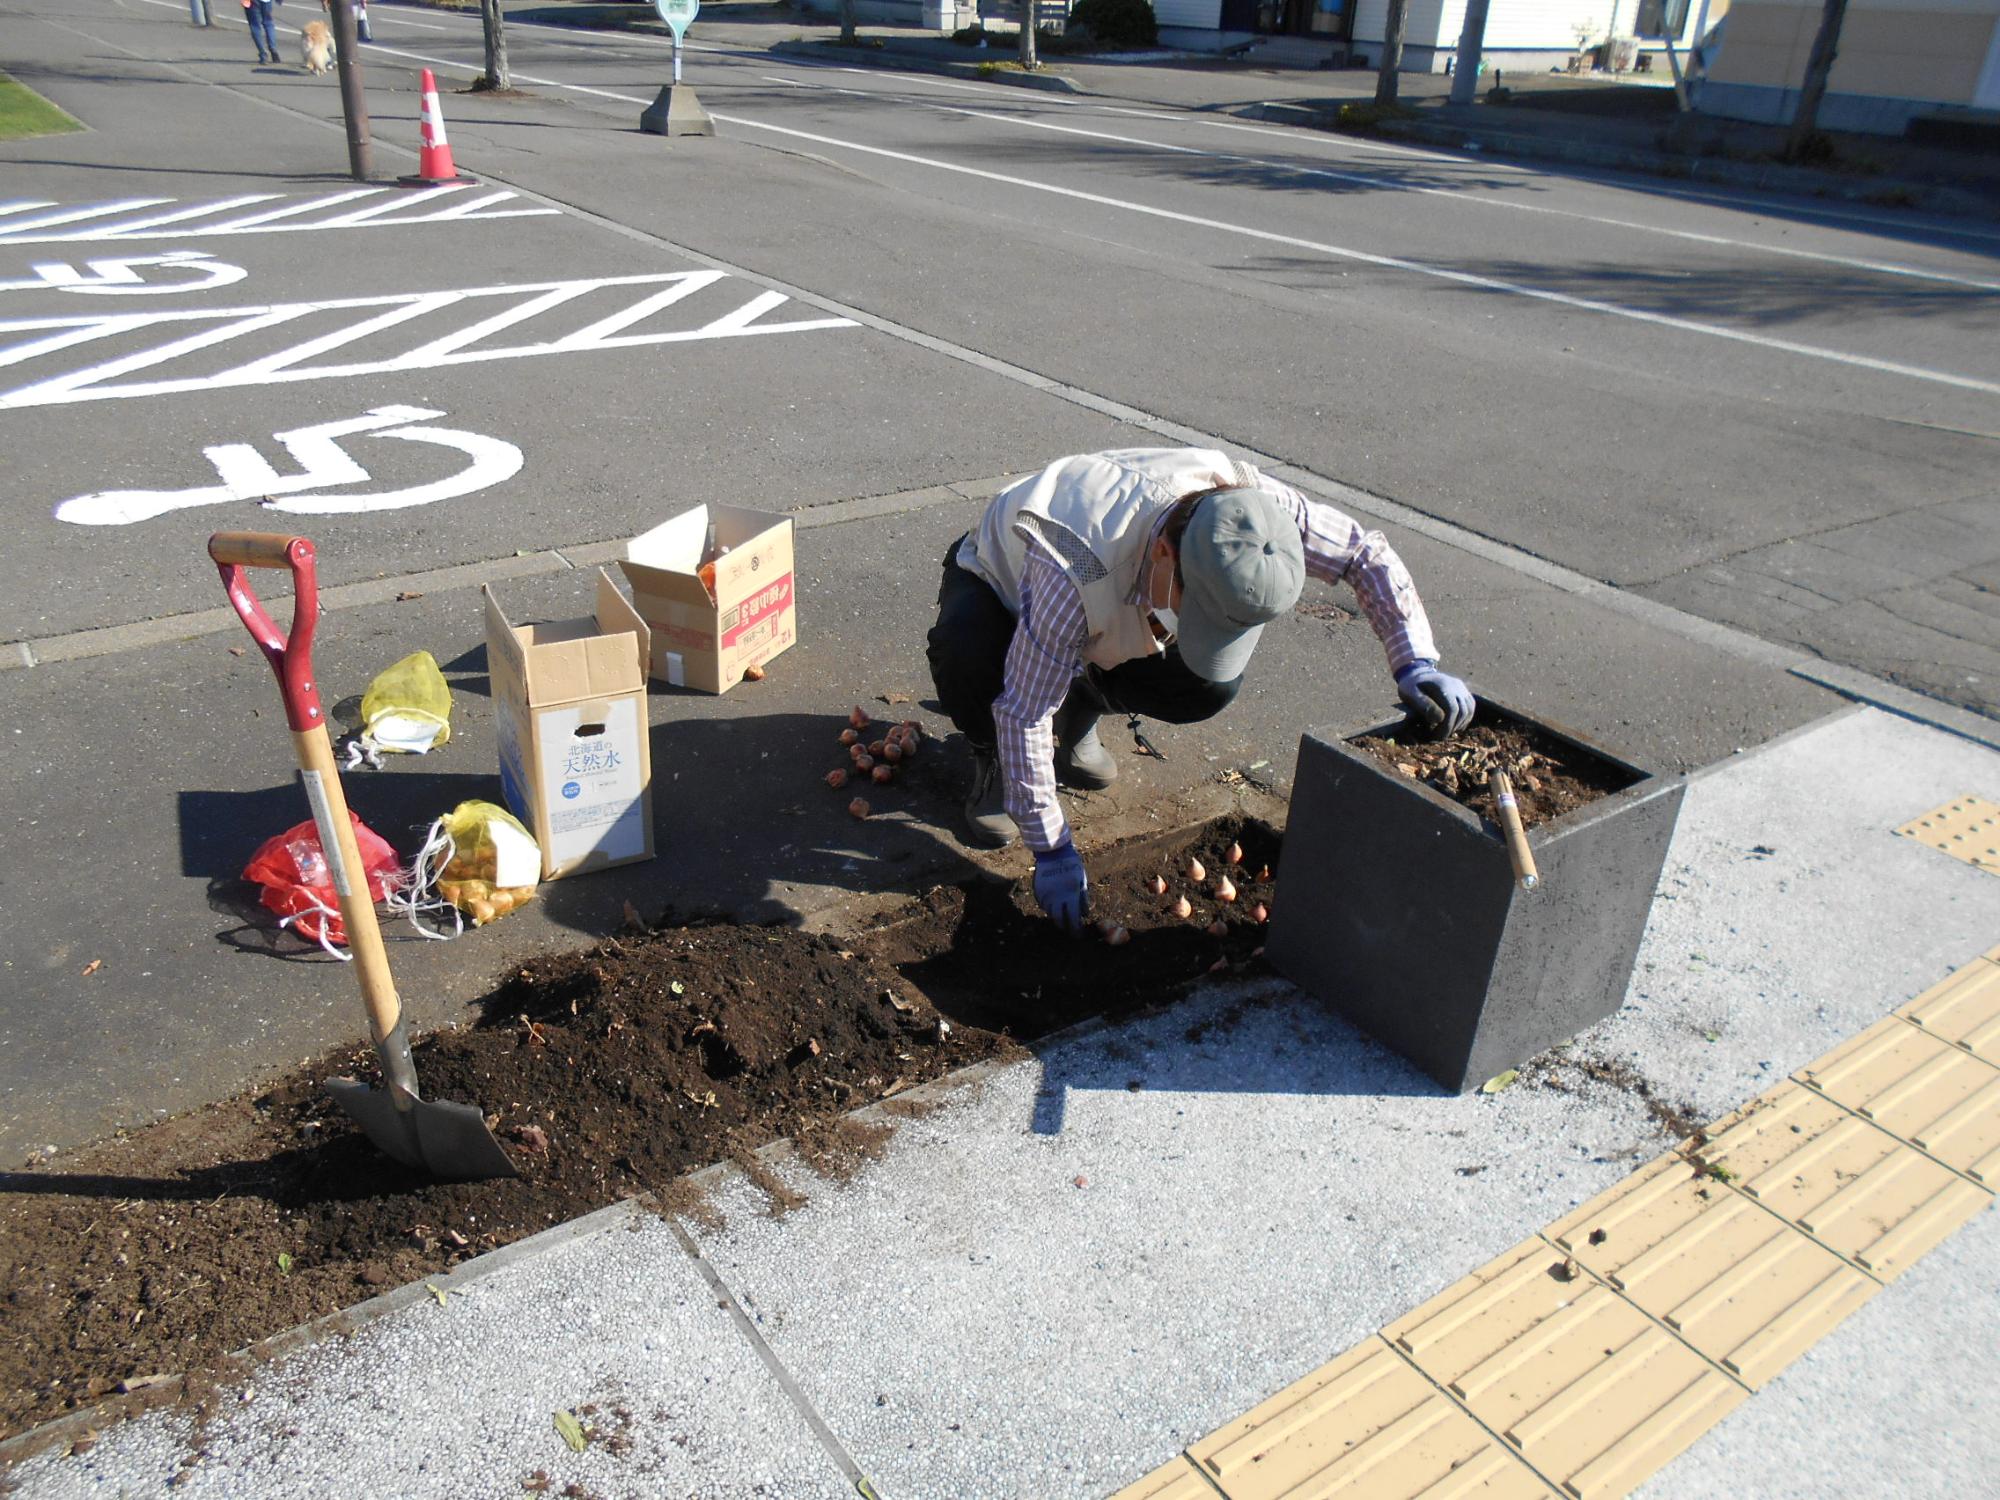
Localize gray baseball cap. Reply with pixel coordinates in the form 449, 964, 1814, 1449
1175, 488, 1306, 683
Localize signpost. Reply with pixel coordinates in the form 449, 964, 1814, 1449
640, 0, 714, 137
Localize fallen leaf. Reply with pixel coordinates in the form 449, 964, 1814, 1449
621, 901, 644, 931
522, 1473, 552, 1495
553, 1409, 587, 1453
670, 979, 686, 995
395, 591, 424, 602
276, 1251, 293, 1275
425, 1282, 450, 1306
878, 691, 913, 705
227, 646, 245, 657
1479, 1069, 1519, 1095
80, 959, 102, 978
742, 662, 766, 682
445, 1229, 469, 1247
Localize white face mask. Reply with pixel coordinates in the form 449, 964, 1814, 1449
1148, 553, 1178, 636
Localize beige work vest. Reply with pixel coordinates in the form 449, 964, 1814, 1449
956, 449, 1255, 671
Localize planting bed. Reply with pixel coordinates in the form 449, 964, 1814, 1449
1349, 716, 1637, 829
0, 818, 1279, 1443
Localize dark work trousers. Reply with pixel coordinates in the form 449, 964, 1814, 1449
925, 536, 1240, 750
243, 0, 277, 58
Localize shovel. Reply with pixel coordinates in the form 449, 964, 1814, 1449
212, 531, 516, 1182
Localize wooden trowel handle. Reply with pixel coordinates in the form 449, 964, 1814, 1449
1491, 771, 1541, 893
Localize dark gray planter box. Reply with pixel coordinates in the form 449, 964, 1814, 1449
1265, 701, 1684, 1093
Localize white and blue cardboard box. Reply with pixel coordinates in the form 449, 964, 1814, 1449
483, 570, 654, 880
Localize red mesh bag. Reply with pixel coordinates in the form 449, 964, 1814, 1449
242, 814, 400, 952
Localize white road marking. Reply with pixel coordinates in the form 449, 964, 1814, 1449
53, 406, 524, 524
707, 108, 2000, 396
0, 271, 857, 408
0, 187, 558, 245
0, 251, 248, 296
119, 0, 1996, 381
768, 74, 2000, 292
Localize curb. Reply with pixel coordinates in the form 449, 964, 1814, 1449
1242, 102, 2000, 222
769, 38, 1084, 93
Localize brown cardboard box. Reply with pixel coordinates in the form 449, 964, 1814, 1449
620, 504, 797, 693
484, 570, 654, 880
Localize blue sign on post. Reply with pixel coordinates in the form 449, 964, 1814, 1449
652, 0, 699, 81
653, 0, 699, 38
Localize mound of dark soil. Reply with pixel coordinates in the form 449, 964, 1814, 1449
0, 817, 1283, 1443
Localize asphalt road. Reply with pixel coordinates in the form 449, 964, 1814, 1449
8, 0, 1996, 705
0, 0, 1992, 1154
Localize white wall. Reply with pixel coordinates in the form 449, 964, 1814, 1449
1352, 0, 1696, 46
1154, 0, 1224, 26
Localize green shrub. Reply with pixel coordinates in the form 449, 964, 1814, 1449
951, 23, 989, 45
1065, 0, 1157, 49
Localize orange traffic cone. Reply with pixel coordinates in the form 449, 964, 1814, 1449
398, 69, 471, 187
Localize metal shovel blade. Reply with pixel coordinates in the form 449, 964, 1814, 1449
326, 1076, 518, 1182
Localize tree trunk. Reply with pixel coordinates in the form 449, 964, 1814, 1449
839, 0, 857, 46
480, 0, 510, 91
1784, 0, 1849, 160
1374, 0, 1408, 105
1448, 0, 1492, 104
1019, 0, 1038, 68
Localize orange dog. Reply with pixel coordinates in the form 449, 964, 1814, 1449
301, 19, 334, 75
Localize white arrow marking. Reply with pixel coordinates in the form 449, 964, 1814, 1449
53, 407, 524, 526
0, 251, 249, 296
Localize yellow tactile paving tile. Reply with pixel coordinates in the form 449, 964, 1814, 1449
1107, 1455, 1215, 1500
1384, 1239, 1746, 1499
1894, 795, 2000, 874
1693, 1080, 1994, 1280
1544, 1151, 1879, 1388
1187, 1337, 1554, 1500
1899, 958, 2000, 1066
1798, 1017, 2000, 1185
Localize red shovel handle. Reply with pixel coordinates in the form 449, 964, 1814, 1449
211, 531, 323, 731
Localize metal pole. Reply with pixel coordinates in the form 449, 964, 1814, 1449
673, 32, 682, 85
330, 0, 373, 182
187, 0, 210, 26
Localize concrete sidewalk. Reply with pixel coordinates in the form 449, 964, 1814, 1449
10, 706, 1998, 1497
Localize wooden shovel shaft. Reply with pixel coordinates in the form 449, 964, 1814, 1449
1491, 770, 1541, 892
293, 721, 403, 1043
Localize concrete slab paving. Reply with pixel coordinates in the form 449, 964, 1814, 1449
6, 706, 1997, 1497
11, 1212, 850, 1499
1637, 1197, 2000, 1500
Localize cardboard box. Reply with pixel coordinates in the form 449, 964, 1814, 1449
484, 571, 654, 880
620, 504, 798, 693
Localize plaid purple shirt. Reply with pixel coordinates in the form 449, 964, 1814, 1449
993, 483, 1439, 853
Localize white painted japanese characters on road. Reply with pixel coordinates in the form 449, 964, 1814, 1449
0, 251, 248, 297
0, 270, 858, 408
54, 406, 524, 525
0, 186, 558, 245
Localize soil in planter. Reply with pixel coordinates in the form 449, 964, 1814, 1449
1348, 715, 1638, 829
0, 817, 1280, 1443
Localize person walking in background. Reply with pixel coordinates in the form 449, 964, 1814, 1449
244, 0, 279, 63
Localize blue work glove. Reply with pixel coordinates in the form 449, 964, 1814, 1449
1032, 839, 1091, 936
1395, 659, 1476, 738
